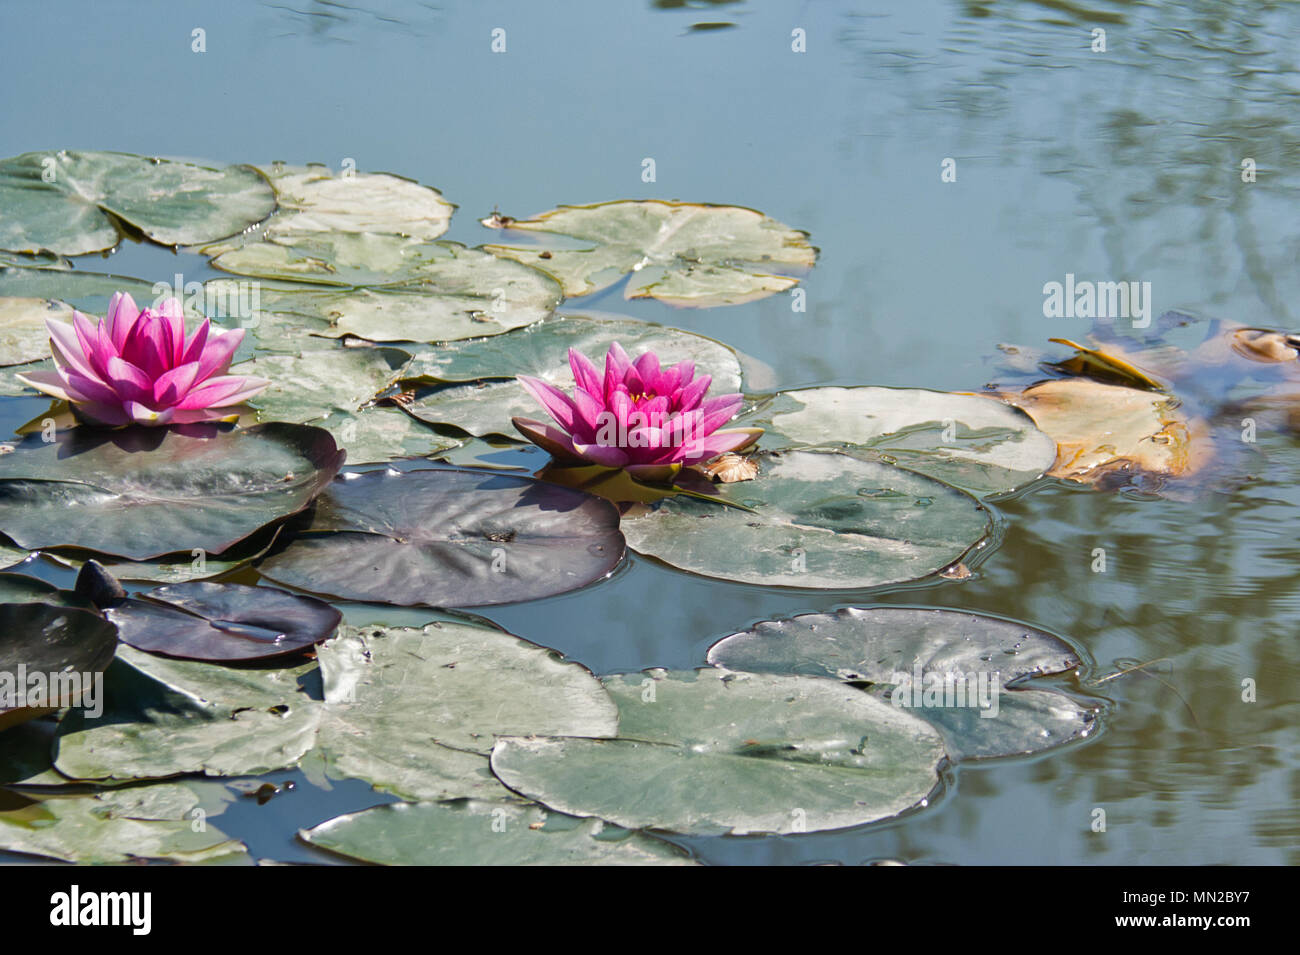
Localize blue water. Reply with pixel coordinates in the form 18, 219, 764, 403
2, 0, 1297, 864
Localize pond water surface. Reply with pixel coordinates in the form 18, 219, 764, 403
1, 0, 1297, 864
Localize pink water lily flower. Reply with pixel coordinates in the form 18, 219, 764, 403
513, 342, 762, 482
17, 292, 269, 426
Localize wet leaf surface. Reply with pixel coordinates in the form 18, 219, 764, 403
301, 799, 696, 865
482, 200, 815, 306
0, 422, 344, 560
258, 467, 625, 607
708, 607, 1099, 760
107, 582, 342, 663
621, 449, 991, 589
491, 667, 946, 835
0, 150, 275, 255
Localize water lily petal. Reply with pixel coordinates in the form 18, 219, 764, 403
569, 386, 605, 437
176, 374, 270, 409
633, 351, 661, 389
180, 318, 212, 366
104, 356, 154, 403
693, 393, 745, 435
125, 401, 174, 426
673, 428, 761, 465
511, 416, 586, 463
120, 312, 172, 379
13, 369, 72, 401
45, 317, 103, 383
63, 369, 126, 406
104, 293, 140, 353
193, 326, 245, 381
518, 375, 583, 434
157, 298, 187, 366
664, 359, 695, 395
676, 373, 712, 412
571, 439, 630, 468
152, 361, 202, 406
604, 342, 633, 404
568, 347, 603, 396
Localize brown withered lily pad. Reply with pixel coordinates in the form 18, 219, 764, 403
994, 378, 1210, 487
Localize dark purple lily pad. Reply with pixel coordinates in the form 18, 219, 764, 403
0, 602, 118, 731
106, 582, 343, 663
257, 467, 625, 607
0, 422, 345, 560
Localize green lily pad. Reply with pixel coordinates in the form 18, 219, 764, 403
0, 150, 275, 255
0, 422, 345, 560
258, 467, 625, 607
315, 407, 463, 465
240, 163, 454, 244
395, 313, 745, 438
222, 345, 462, 463
232, 345, 406, 421
0, 266, 181, 317
208, 239, 561, 342
483, 199, 816, 306
312, 621, 618, 800
745, 386, 1058, 497
621, 449, 991, 589
0, 782, 246, 864
54, 644, 322, 782
707, 607, 1098, 760
0, 297, 76, 366
491, 667, 946, 836
107, 582, 342, 663
301, 799, 696, 866
0, 602, 118, 731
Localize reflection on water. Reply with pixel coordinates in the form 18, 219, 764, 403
2, 0, 1298, 864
